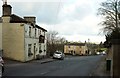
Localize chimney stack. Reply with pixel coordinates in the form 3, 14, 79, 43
2, 2, 12, 16
24, 16, 36, 24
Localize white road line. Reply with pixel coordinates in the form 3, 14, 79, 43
40, 71, 49, 75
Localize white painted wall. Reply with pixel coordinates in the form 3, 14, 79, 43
24, 24, 47, 61
40, 31, 47, 56
24, 24, 38, 61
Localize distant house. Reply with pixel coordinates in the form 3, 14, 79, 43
64, 43, 88, 55
0, 2, 47, 62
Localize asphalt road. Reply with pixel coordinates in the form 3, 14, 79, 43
3, 55, 104, 76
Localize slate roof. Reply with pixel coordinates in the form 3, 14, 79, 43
10, 14, 28, 23
9, 14, 47, 31
1, 14, 47, 31
65, 43, 86, 46
36, 25, 47, 32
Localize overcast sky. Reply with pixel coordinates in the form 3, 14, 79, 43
0, 0, 106, 43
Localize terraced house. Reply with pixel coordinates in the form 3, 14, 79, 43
0, 2, 47, 62
64, 43, 89, 55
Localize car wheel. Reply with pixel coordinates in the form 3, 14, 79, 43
60, 57, 64, 60
52, 57, 54, 59
61, 58, 64, 60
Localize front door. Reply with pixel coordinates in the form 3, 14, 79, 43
34, 43, 36, 59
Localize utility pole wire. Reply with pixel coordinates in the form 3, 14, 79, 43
52, 0, 62, 31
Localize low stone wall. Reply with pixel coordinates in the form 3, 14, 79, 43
111, 39, 120, 77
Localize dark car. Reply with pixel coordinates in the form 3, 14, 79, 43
0, 56, 4, 77
53, 51, 65, 60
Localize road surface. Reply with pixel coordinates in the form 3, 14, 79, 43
3, 55, 104, 76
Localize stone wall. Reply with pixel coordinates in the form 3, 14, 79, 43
111, 39, 120, 77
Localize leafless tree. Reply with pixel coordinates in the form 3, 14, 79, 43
98, 0, 120, 35
46, 30, 67, 56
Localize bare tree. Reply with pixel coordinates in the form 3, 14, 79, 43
46, 30, 67, 56
98, 0, 120, 35
55, 37, 67, 52
98, 0, 120, 48
46, 31, 58, 56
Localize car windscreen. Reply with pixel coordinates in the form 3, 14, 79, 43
55, 52, 62, 54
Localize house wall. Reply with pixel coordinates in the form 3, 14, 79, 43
24, 38, 39, 61
24, 24, 47, 61
64, 45, 87, 55
43, 31, 47, 56
68, 45, 75, 54
24, 24, 39, 61
0, 23, 2, 57
64, 45, 69, 54
64, 45, 76, 54
39, 30, 47, 56
0, 23, 2, 51
81, 46, 87, 55
40, 43, 46, 56
2, 23, 25, 62
74, 46, 79, 54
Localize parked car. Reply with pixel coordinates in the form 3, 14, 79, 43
96, 52, 100, 55
53, 51, 65, 60
0, 56, 4, 77
101, 51, 106, 55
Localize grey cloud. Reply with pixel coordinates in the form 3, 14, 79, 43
10, 2, 62, 25
36, 2, 61, 24
6, 1, 94, 25
63, 5, 93, 22
9, 1, 93, 25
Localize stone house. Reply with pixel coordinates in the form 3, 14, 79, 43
64, 43, 88, 55
0, 2, 47, 62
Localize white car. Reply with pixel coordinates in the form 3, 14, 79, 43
53, 51, 65, 60
96, 52, 100, 55
102, 51, 106, 55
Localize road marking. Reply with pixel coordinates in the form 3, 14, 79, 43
40, 71, 49, 75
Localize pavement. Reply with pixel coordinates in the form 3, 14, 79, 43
31, 57, 57, 64
90, 55, 111, 76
